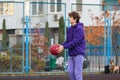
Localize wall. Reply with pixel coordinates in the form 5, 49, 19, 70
0, 2, 24, 29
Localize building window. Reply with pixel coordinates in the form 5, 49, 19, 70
101, 0, 120, 11
57, 0, 62, 12
50, 0, 55, 12
50, 0, 62, 12
102, 0, 119, 11
31, 2, 43, 16
32, 3, 37, 15
0, 3, 14, 15
76, 0, 82, 12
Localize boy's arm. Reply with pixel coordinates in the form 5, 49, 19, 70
62, 26, 84, 49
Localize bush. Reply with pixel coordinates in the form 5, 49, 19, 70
12, 43, 23, 55
12, 55, 22, 72
0, 55, 10, 72
0, 55, 22, 72
31, 56, 46, 71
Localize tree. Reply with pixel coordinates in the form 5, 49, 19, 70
58, 16, 65, 56
84, 26, 104, 46
31, 24, 49, 58
2, 19, 7, 49
44, 21, 50, 47
118, 0, 120, 4
84, 10, 105, 46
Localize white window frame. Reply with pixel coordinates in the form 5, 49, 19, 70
31, 1, 43, 16
76, 0, 82, 12
48, 0, 62, 13
0, 3, 14, 16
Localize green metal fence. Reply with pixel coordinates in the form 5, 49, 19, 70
0, 1, 120, 74
0, 1, 25, 74
71, 3, 120, 72
28, 2, 67, 74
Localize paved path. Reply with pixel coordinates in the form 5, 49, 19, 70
0, 74, 120, 80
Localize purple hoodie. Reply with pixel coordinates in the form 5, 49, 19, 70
62, 22, 86, 57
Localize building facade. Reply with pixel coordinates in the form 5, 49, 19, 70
0, 0, 111, 48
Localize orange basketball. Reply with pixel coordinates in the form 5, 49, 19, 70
49, 44, 60, 55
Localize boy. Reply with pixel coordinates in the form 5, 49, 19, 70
57, 11, 86, 80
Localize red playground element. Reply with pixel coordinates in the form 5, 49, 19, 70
49, 44, 60, 55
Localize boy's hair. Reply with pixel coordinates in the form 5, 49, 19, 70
68, 11, 81, 23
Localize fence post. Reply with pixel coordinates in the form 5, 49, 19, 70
25, 16, 29, 74
10, 48, 12, 72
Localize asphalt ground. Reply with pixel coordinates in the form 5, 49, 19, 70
0, 74, 120, 80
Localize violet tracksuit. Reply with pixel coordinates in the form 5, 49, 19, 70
62, 22, 86, 80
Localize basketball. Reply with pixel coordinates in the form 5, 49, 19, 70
49, 44, 60, 55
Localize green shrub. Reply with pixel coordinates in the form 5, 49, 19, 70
0, 55, 10, 72
0, 55, 22, 72
12, 55, 22, 72
31, 56, 46, 71
12, 43, 23, 55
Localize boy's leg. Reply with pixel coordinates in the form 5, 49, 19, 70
74, 55, 84, 80
68, 57, 76, 80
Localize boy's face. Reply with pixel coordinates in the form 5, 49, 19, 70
69, 17, 76, 26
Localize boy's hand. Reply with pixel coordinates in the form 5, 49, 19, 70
56, 45, 64, 53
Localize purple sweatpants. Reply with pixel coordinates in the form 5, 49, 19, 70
68, 55, 84, 80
